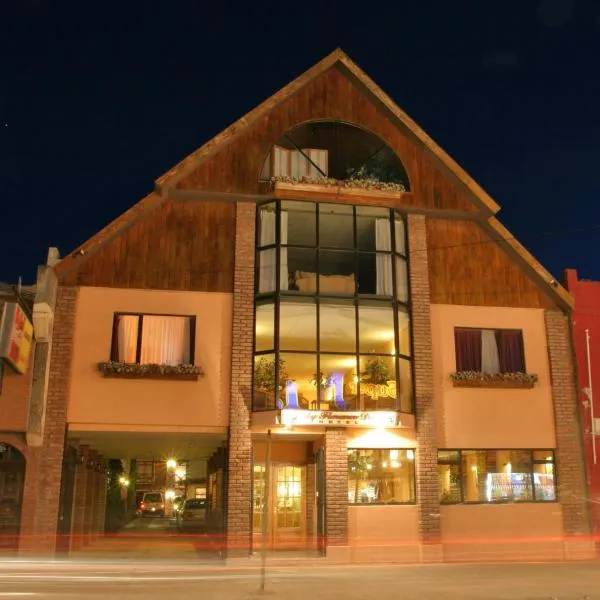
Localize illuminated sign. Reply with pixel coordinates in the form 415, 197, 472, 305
0, 302, 34, 374
347, 380, 396, 400
279, 409, 399, 428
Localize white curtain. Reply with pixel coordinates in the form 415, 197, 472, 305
140, 316, 190, 365
481, 329, 500, 373
280, 210, 289, 291
117, 315, 139, 363
307, 149, 328, 178
375, 218, 393, 295
258, 210, 276, 293
394, 218, 406, 254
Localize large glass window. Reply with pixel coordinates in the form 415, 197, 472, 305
348, 449, 416, 504
254, 200, 412, 412
438, 449, 556, 504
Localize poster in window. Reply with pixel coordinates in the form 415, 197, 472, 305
0, 302, 34, 374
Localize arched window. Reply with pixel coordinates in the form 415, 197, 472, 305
260, 121, 410, 190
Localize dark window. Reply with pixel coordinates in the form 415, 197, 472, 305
348, 449, 416, 504
184, 499, 207, 509
454, 328, 525, 373
438, 449, 556, 504
110, 313, 195, 366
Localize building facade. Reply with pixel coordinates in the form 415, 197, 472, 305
1, 50, 593, 561
565, 269, 600, 540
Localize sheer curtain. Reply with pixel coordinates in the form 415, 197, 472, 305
140, 316, 190, 365
375, 218, 393, 295
258, 210, 276, 293
117, 315, 139, 363
394, 218, 406, 254
280, 211, 289, 291
481, 329, 500, 373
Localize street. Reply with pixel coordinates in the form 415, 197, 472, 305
0, 560, 599, 599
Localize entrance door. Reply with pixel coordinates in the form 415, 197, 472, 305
252, 463, 305, 549
0, 444, 25, 550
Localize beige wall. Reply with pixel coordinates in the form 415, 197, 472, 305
431, 305, 556, 448
68, 287, 232, 431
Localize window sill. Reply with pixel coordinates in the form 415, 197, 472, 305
451, 379, 535, 389
96, 362, 203, 381
272, 181, 411, 203
100, 371, 199, 381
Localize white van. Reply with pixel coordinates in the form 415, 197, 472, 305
140, 491, 165, 517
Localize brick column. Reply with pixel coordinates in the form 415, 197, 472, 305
226, 202, 256, 556
70, 445, 89, 552
93, 459, 106, 536
545, 310, 591, 552
83, 452, 98, 545
325, 428, 348, 547
306, 457, 316, 547
407, 214, 440, 558
33, 286, 77, 554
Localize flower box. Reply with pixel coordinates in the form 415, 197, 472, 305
449, 371, 538, 389
272, 179, 409, 203
97, 362, 203, 381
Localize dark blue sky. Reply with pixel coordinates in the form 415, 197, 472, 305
2, 0, 600, 284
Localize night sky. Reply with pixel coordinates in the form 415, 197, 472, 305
2, 0, 600, 285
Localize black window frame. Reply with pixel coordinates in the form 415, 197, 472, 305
109, 312, 197, 365
437, 448, 557, 505
253, 200, 414, 414
348, 448, 417, 506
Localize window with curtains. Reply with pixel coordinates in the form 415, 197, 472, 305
110, 313, 195, 366
438, 449, 556, 504
454, 328, 526, 374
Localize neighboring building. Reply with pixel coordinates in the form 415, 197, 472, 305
3, 49, 593, 561
565, 269, 600, 539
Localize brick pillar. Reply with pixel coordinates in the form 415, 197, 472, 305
306, 451, 316, 547
407, 214, 440, 558
93, 459, 106, 536
83, 452, 97, 545
545, 310, 591, 553
226, 201, 256, 556
325, 428, 348, 547
97, 461, 107, 535
33, 286, 77, 554
70, 445, 89, 552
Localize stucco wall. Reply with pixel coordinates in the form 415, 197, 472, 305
431, 304, 556, 448
68, 287, 232, 431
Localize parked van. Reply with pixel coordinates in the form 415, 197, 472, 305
139, 491, 165, 517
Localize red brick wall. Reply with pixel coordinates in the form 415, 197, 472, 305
407, 214, 440, 544
226, 202, 256, 555
545, 309, 591, 536
33, 286, 77, 553
325, 428, 348, 546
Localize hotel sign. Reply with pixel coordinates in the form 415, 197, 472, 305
279, 409, 399, 428
0, 302, 34, 374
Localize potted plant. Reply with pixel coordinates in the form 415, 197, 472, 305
361, 357, 390, 384
253, 357, 289, 409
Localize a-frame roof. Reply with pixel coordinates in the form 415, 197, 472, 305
53, 49, 572, 309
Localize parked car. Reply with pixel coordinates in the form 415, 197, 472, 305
176, 499, 207, 531
139, 491, 165, 517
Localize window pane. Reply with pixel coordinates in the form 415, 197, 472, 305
358, 303, 394, 354
255, 303, 274, 352
398, 358, 413, 413
279, 353, 317, 410
288, 249, 317, 293
319, 203, 354, 249
319, 354, 358, 410
356, 206, 390, 252
258, 204, 276, 247
115, 315, 139, 363
395, 256, 408, 302
257, 249, 277, 293
497, 330, 525, 373
319, 250, 356, 295
348, 449, 415, 504
533, 461, 556, 501
357, 253, 377, 295
359, 355, 397, 411
439, 463, 461, 503
282, 201, 316, 247
253, 354, 276, 410
438, 450, 460, 462
462, 450, 533, 503
394, 216, 406, 255
320, 301, 356, 353
397, 307, 411, 356
280, 300, 316, 351
533, 450, 555, 462
140, 316, 190, 365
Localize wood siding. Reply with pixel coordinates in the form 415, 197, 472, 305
60, 200, 236, 292
426, 219, 553, 308
176, 67, 477, 213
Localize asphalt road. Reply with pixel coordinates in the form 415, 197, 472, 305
0, 560, 599, 599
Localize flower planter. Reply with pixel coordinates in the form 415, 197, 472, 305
96, 362, 203, 381
452, 379, 535, 389
100, 371, 199, 381
273, 181, 409, 203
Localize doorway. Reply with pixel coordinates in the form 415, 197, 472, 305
253, 463, 306, 549
0, 443, 25, 550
